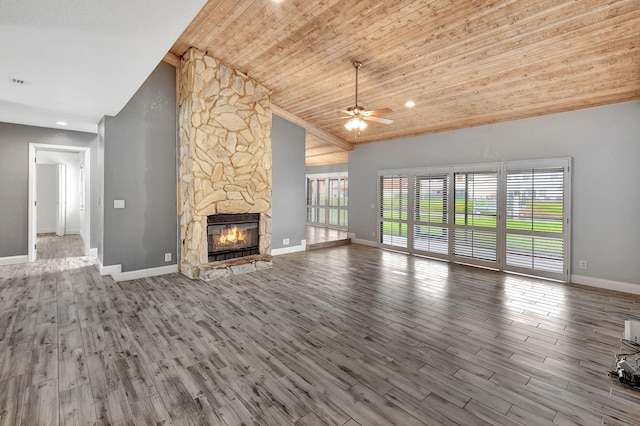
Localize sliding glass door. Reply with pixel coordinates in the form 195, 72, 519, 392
377, 158, 570, 281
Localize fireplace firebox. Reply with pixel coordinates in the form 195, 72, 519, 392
207, 213, 260, 262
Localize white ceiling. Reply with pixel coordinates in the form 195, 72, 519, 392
0, 0, 207, 134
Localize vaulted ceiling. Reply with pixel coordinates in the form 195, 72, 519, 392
171, 0, 640, 165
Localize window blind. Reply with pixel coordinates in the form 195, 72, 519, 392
453, 171, 498, 262
505, 168, 565, 276
380, 175, 409, 248
413, 174, 449, 255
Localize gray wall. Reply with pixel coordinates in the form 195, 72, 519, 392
349, 100, 640, 285
272, 115, 306, 249
102, 61, 177, 272
0, 123, 98, 257
306, 162, 348, 175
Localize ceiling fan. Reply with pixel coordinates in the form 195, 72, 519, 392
342, 61, 393, 132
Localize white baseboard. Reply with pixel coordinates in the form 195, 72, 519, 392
272, 239, 306, 256
115, 264, 178, 282
89, 248, 98, 259
99, 263, 121, 277
100, 263, 178, 282
351, 238, 378, 247
571, 274, 640, 295
0, 255, 29, 266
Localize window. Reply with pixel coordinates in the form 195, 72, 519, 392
413, 174, 449, 256
318, 178, 326, 223
377, 159, 570, 281
379, 174, 409, 248
306, 173, 348, 229
504, 163, 568, 280
453, 170, 498, 265
306, 178, 318, 222
328, 177, 340, 227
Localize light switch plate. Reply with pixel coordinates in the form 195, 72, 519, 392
114, 200, 125, 209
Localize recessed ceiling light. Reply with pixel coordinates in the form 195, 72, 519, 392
405, 100, 416, 108
56, 121, 68, 126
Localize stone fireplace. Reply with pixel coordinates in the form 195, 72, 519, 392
178, 48, 272, 279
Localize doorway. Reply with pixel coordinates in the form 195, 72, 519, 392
28, 144, 91, 261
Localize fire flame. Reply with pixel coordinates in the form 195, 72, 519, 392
218, 226, 245, 245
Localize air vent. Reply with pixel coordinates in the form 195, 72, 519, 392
11, 78, 25, 85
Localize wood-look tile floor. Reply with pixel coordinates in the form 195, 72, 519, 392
1, 244, 640, 425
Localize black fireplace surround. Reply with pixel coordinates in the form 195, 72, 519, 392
207, 213, 260, 262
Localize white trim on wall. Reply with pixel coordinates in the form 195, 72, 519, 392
571, 274, 640, 296
98, 262, 178, 282
272, 240, 306, 256
114, 265, 178, 282
0, 255, 29, 266
98, 262, 121, 277
350, 238, 378, 247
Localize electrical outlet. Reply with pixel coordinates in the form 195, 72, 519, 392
579, 260, 587, 269
165, 253, 172, 262
283, 238, 290, 245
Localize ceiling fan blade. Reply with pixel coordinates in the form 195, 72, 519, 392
363, 115, 393, 124
341, 109, 355, 116
365, 108, 393, 116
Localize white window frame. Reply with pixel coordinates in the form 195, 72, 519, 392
411, 167, 451, 261
450, 163, 501, 270
502, 158, 571, 282
378, 172, 411, 250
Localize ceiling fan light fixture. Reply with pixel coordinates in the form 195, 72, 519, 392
341, 60, 392, 133
345, 116, 367, 131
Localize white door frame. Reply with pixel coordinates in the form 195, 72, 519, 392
28, 143, 91, 261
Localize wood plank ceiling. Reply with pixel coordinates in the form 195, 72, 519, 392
170, 0, 640, 166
